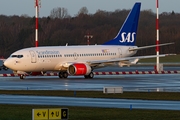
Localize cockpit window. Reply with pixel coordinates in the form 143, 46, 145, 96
11, 55, 23, 58
11, 55, 17, 58
17, 55, 23, 58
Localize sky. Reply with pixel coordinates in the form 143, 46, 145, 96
0, 0, 179, 17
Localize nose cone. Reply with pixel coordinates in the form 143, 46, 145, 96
3, 59, 11, 69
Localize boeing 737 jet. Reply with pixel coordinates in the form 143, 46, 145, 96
1, 3, 173, 79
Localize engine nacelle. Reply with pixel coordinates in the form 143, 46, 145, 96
68, 63, 92, 75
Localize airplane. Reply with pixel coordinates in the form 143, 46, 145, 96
1, 2, 174, 79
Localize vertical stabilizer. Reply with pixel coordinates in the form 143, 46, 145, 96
103, 3, 141, 46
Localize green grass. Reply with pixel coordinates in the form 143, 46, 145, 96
0, 104, 180, 120
139, 54, 180, 63
1, 90, 180, 120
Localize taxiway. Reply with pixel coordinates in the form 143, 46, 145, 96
0, 66, 180, 92
0, 66, 180, 110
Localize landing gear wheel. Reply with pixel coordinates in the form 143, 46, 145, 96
20, 74, 25, 79
63, 72, 68, 78
88, 72, 94, 79
84, 72, 94, 79
59, 71, 68, 78
84, 75, 89, 79
58, 72, 63, 78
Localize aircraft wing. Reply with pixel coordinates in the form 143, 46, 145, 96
87, 54, 175, 66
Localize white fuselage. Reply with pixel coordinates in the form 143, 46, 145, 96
4, 45, 137, 72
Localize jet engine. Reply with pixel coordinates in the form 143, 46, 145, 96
68, 63, 92, 75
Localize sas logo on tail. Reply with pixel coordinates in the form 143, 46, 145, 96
119, 32, 136, 43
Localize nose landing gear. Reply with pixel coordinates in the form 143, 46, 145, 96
20, 74, 26, 79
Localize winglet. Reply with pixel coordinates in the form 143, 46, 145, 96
103, 2, 141, 46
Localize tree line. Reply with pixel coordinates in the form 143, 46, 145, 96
0, 7, 179, 58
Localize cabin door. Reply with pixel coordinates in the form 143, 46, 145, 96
29, 50, 37, 63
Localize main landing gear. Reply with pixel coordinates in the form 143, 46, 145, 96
58, 71, 94, 79
59, 71, 68, 78
84, 72, 94, 79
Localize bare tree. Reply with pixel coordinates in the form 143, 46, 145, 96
21, 14, 30, 18
78, 7, 88, 15
50, 7, 69, 19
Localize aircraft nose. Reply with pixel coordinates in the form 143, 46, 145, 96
3, 59, 10, 69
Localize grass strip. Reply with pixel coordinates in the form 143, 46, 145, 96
0, 90, 180, 101
1, 90, 180, 120
0, 104, 180, 120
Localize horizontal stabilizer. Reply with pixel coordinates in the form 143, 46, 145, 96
129, 42, 174, 51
